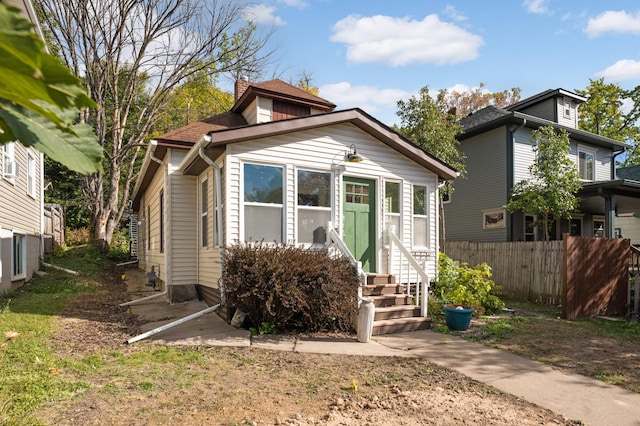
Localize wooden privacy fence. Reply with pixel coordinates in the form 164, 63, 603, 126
563, 235, 628, 319
43, 204, 65, 254
444, 237, 629, 318
444, 241, 563, 304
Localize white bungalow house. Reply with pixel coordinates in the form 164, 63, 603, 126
0, 0, 46, 293
130, 79, 457, 334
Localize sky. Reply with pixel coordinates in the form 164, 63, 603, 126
239, 0, 640, 126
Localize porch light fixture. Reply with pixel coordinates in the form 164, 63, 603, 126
346, 144, 363, 163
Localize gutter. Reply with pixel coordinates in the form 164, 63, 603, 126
126, 138, 228, 343
120, 140, 169, 307
612, 149, 627, 180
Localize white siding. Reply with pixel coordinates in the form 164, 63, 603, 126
197, 166, 222, 289
241, 98, 258, 124
256, 97, 273, 123
225, 122, 440, 277
169, 149, 197, 286
0, 143, 42, 292
143, 160, 166, 282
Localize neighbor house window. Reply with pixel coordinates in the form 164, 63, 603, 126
297, 170, 331, 244
201, 179, 208, 247
385, 181, 401, 237
159, 190, 164, 253
12, 232, 26, 280
483, 209, 505, 229
578, 147, 595, 180
524, 214, 536, 241
413, 185, 428, 247
26, 151, 36, 197
570, 216, 583, 237
3, 142, 16, 180
244, 163, 283, 242
563, 98, 571, 119
593, 217, 605, 238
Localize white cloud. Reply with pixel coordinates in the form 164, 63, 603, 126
595, 59, 640, 81
330, 14, 483, 66
585, 10, 640, 38
243, 4, 286, 26
319, 82, 413, 123
523, 0, 550, 14
443, 5, 467, 22
277, 0, 308, 8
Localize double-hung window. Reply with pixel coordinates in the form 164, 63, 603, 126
159, 190, 164, 252
412, 185, 428, 247
578, 147, 595, 181
244, 163, 283, 243
297, 170, 331, 244
385, 181, 401, 237
3, 142, 16, 180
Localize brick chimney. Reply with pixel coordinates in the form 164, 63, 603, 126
234, 76, 250, 102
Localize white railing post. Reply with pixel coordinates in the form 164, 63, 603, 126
387, 228, 430, 318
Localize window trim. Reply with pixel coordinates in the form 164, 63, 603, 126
524, 213, 537, 241
295, 168, 333, 245
384, 179, 402, 239
159, 190, 164, 253
242, 162, 285, 243
412, 184, 429, 248
3, 142, 17, 182
11, 231, 27, 281
593, 215, 605, 238
200, 178, 208, 248
147, 205, 151, 250
563, 97, 571, 119
578, 145, 596, 181
483, 208, 506, 230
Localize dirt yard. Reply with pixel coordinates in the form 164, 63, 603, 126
39, 267, 590, 425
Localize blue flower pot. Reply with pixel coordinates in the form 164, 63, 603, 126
443, 305, 474, 331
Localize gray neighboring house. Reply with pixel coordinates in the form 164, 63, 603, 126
613, 165, 640, 244
445, 88, 640, 242
0, 0, 46, 293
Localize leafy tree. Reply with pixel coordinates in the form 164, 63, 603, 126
395, 86, 466, 174
0, 3, 101, 173
295, 71, 319, 96
394, 86, 465, 245
576, 78, 640, 166
152, 70, 233, 136
506, 125, 581, 241
36, 0, 275, 244
443, 83, 521, 117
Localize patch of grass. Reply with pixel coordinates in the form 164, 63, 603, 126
0, 259, 99, 424
592, 371, 626, 385
43, 244, 110, 279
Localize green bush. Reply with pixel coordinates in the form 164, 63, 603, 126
432, 252, 504, 315
107, 228, 130, 261
222, 243, 360, 333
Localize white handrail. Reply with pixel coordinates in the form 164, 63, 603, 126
326, 222, 366, 302
387, 227, 430, 317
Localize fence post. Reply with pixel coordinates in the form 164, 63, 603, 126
635, 274, 639, 316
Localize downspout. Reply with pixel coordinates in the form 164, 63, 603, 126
125, 139, 226, 343
612, 149, 626, 179
120, 140, 168, 307
508, 118, 526, 241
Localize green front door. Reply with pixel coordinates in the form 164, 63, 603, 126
343, 177, 376, 273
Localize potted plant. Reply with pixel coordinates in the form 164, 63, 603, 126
433, 253, 505, 331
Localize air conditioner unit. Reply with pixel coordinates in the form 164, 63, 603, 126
3, 161, 19, 179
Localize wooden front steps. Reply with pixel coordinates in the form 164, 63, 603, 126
363, 274, 431, 335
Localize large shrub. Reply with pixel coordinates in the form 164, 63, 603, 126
222, 243, 359, 333
432, 252, 504, 315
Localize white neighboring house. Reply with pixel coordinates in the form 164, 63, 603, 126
0, 0, 46, 293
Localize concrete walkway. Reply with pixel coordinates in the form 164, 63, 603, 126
122, 283, 640, 426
